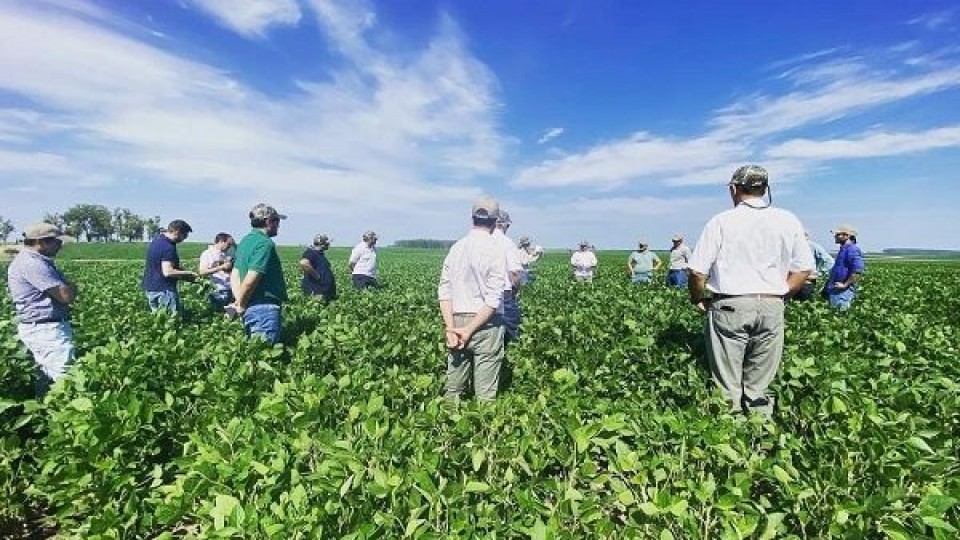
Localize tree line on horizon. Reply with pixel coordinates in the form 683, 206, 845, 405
0, 204, 163, 244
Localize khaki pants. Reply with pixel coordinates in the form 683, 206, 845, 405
445, 313, 505, 401
705, 297, 784, 415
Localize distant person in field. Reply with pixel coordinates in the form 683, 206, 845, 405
627, 240, 662, 283
793, 231, 834, 301
570, 240, 598, 282
6, 223, 78, 397
197, 232, 236, 311
141, 219, 197, 315
300, 234, 337, 302
666, 234, 692, 288
516, 236, 542, 284
824, 224, 865, 310
349, 231, 379, 290
229, 204, 288, 344
493, 210, 524, 342
438, 196, 507, 402
688, 165, 813, 416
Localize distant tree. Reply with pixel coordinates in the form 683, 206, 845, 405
394, 239, 456, 249
111, 207, 146, 242
0, 217, 13, 244
43, 212, 66, 229
62, 204, 114, 242
144, 215, 162, 239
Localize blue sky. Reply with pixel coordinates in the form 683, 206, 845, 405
1, 0, 959, 251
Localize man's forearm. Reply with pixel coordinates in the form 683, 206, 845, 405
688, 271, 708, 303
786, 271, 812, 295
462, 305, 496, 335
438, 299, 455, 329
235, 272, 262, 308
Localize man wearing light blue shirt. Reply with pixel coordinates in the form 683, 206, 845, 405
7, 223, 78, 397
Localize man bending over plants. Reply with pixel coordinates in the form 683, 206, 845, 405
438, 196, 507, 401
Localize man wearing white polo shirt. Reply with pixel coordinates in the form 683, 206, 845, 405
438, 197, 507, 401
688, 165, 813, 416
349, 231, 379, 290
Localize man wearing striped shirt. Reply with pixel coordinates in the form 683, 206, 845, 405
438, 197, 507, 401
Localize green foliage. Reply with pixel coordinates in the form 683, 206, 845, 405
1, 252, 959, 537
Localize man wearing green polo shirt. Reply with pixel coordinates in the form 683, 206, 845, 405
228, 203, 288, 344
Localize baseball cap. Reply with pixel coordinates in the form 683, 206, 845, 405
671, 234, 683, 241
313, 234, 330, 246
250, 203, 287, 221
832, 224, 858, 236
496, 210, 512, 225
362, 230, 377, 242
24, 223, 62, 240
579, 239, 590, 247
637, 239, 649, 247
729, 165, 769, 188
472, 196, 500, 220
518, 236, 531, 246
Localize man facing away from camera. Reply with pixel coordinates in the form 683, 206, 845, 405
688, 165, 813, 416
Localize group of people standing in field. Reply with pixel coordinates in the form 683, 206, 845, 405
6, 164, 865, 416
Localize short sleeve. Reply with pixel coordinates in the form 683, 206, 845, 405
247, 241, 272, 273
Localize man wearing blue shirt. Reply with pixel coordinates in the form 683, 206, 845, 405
141, 219, 197, 315
825, 224, 865, 310
7, 223, 78, 397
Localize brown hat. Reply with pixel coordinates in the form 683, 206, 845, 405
24, 223, 62, 240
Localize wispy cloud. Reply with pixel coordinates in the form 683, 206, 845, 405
512, 42, 960, 191
908, 8, 959, 31
767, 126, 960, 160
512, 133, 745, 189
537, 127, 565, 144
0, 0, 508, 218
185, 0, 302, 37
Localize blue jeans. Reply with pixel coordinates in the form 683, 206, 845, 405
352, 274, 379, 290
17, 320, 75, 397
243, 304, 282, 344
827, 287, 856, 310
631, 271, 653, 283
502, 293, 522, 342
146, 290, 181, 315
208, 288, 234, 311
666, 269, 688, 288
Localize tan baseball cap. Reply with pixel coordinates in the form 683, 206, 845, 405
472, 196, 500, 220
832, 224, 858, 236
24, 223, 62, 240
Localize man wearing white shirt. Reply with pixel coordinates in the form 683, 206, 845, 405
438, 197, 507, 401
349, 231, 379, 289
688, 165, 813, 416
198, 232, 235, 311
516, 236, 541, 284
493, 210, 524, 342
570, 241, 598, 282
666, 234, 692, 288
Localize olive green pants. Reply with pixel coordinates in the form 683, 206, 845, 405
705, 297, 784, 415
445, 313, 505, 402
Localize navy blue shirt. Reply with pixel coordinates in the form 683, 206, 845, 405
828, 242, 865, 285
301, 248, 337, 300
141, 235, 180, 292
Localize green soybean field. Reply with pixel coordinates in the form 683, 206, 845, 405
2, 246, 959, 539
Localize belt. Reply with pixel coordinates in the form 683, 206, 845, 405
712, 293, 782, 300
20, 317, 67, 325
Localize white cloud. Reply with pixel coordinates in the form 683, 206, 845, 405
0, 0, 507, 222
511, 133, 745, 189
537, 127, 565, 144
186, 0, 302, 37
907, 8, 959, 30
767, 126, 960, 160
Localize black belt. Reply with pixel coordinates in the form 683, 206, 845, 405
712, 293, 782, 300
22, 317, 67, 324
